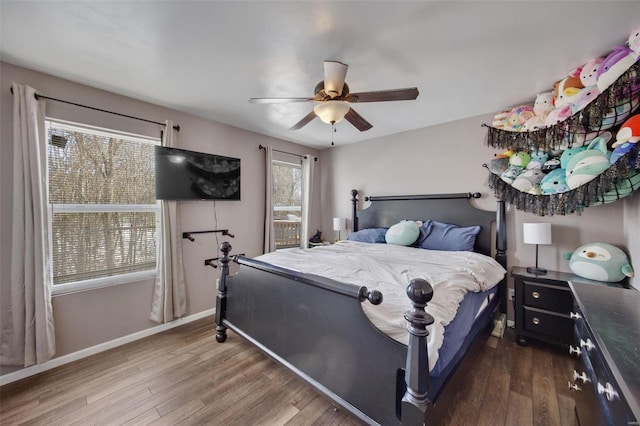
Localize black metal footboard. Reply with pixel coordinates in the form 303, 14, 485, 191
215, 243, 411, 425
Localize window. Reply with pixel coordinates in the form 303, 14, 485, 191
272, 161, 302, 249
46, 120, 160, 289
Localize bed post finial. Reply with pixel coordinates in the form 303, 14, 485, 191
402, 278, 434, 424
351, 189, 359, 232
215, 242, 233, 343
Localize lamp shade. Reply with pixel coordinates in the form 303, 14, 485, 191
523, 223, 552, 245
333, 217, 346, 231
314, 101, 350, 124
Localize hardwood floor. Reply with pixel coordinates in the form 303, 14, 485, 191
0, 317, 576, 425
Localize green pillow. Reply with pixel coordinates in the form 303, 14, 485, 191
385, 220, 420, 246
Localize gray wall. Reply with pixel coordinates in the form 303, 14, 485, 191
0, 62, 321, 360
319, 114, 639, 301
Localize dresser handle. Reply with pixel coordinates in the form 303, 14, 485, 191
570, 312, 582, 320
597, 382, 619, 401
573, 370, 591, 383
532, 317, 540, 325
532, 291, 540, 299
579, 338, 595, 351
568, 381, 582, 392
568, 345, 582, 356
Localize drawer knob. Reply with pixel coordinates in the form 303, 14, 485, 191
568, 381, 582, 392
573, 369, 591, 383
580, 338, 595, 351
532, 291, 540, 299
532, 317, 540, 325
569, 345, 582, 356
597, 382, 619, 401
570, 312, 582, 320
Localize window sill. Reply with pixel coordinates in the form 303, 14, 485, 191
51, 269, 156, 296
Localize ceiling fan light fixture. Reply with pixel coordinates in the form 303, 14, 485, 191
314, 101, 350, 124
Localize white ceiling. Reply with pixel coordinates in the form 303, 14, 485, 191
1, 1, 638, 149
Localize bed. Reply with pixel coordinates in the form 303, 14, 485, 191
214, 190, 508, 425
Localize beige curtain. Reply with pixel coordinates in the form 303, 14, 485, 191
300, 154, 315, 249
1, 83, 56, 366
149, 120, 187, 323
263, 145, 275, 253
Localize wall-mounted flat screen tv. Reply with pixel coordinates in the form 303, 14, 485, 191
155, 146, 240, 200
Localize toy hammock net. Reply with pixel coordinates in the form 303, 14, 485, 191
484, 61, 640, 216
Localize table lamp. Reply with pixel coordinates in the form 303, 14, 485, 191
523, 222, 552, 275
333, 217, 346, 241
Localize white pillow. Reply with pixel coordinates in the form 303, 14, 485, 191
385, 220, 420, 246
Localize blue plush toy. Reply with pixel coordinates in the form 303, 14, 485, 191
540, 168, 570, 194
565, 136, 611, 189
526, 151, 549, 170
560, 145, 587, 169
610, 141, 636, 167
564, 242, 634, 282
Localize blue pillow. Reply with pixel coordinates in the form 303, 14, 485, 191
347, 228, 388, 244
385, 221, 420, 246
417, 220, 481, 252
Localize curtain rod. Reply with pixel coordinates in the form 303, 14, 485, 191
9, 86, 180, 131
258, 144, 317, 161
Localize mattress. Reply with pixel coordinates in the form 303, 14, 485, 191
257, 240, 506, 371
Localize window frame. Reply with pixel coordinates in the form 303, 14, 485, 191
46, 118, 161, 296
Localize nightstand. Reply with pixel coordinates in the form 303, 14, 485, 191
512, 267, 577, 346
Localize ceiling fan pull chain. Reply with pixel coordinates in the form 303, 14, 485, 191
331, 123, 336, 146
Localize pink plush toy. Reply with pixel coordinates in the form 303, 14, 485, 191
580, 58, 605, 87
596, 46, 637, 92
545, 105, 572, 126
505, 105, 535, 131
571, 86, 601, 115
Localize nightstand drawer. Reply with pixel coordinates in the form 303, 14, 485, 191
523, 281, 573, 313
523, 307, 573, 342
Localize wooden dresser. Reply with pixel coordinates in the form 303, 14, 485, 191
568, 280, 639, 425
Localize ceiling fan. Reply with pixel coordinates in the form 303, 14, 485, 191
249, 60, 419, 132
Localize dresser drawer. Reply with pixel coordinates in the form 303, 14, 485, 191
523, 307, 573, 342
523, 280, 573, 313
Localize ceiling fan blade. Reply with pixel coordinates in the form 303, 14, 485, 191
323, 60, 348, 98
344, 107, 373, 131
289, 110, 317, 130
346, 87, 419, 103
249, 97, 315, 104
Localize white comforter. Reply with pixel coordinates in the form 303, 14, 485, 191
257, 240, 506, 370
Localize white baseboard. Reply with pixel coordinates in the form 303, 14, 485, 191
0, 308, 215, 386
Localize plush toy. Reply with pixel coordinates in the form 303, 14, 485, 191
488, 157, 510, 175
565, 136, 611, 189
505, 106, 535, 131
526, 151, 549, 170
540, 168, 570, 194
541, 157, 561, 173
560, 145, 587, 169
494, 149, 514, 159
596, 46, 638, 92
570, 86, 601, 115
591, 172, 640, 205
545, 104, 573, 126
533, 92, 554, 120
597, 95, 640, 130
509, 151, 531, 168
563, 242, 634, 282
522, 116, 545, 132
628, 26, 640, 59
492, 110, 510, 129
553, 68, 584, 107
512, 169, 544, 192
580, 58, 605, 87
612, 114, 640, 147
500, 166, 523, 184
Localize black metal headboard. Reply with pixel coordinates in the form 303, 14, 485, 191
350, 189, 506, 260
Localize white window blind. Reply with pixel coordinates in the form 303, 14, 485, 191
46, 120, 159, 285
